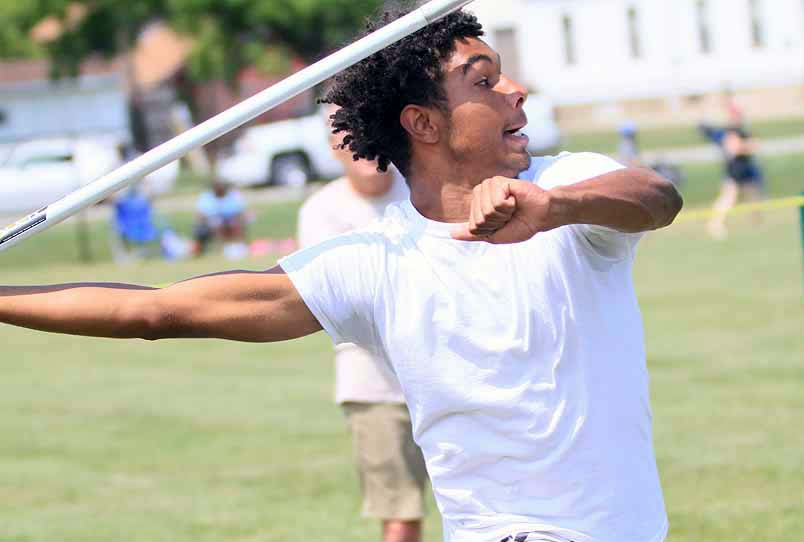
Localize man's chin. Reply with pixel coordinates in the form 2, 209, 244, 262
505, 153, 531, 177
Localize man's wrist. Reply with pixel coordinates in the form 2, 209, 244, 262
544, 186, 580, 229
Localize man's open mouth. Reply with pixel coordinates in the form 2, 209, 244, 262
503, 126, 529, 146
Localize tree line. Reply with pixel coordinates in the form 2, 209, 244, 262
0, 0, 395, 82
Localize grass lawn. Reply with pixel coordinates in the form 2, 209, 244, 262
0, 153, 803, 542
563, 115, 804, 155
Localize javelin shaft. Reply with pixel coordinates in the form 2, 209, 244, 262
0, 0, 474, 251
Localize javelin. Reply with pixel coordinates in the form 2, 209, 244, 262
0, 0, 474, 251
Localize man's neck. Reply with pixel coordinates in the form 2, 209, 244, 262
409, 180, 473, 223
407, 160, 510, 223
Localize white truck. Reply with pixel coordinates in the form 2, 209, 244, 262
0, 138, 179, 215
216, 109, 343, 188
215, 96, 562, 188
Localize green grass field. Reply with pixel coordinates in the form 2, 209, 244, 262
0, 152, 803, 542
563, 115, 804, 155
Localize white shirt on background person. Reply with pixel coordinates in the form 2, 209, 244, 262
297, 172, 409, 404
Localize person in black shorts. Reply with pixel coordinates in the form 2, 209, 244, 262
707, 124, 764, 239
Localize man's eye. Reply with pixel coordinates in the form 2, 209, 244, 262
476, 78, 490, 87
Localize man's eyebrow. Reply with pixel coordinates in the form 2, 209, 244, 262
460, 53, 501, 76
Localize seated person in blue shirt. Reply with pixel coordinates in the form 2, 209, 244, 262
193, 180, 247, 255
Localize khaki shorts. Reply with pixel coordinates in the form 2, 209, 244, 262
342, 402, 429, 520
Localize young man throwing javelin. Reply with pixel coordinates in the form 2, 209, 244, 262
0, 9, 682, 542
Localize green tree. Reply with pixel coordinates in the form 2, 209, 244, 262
14, 0, 384, 81
0, 3, 43, 58
169, 0, 385, 80
20, 0, 168, 78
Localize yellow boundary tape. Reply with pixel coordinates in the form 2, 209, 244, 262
674, 195, 804, 223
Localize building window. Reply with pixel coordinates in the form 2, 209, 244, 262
695, 0, 712, 54
494, 28, 523, 83
748, 0, 765, 48
627, 6, 642, 59
561, 13, 576, 65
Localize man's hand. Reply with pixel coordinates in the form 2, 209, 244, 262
451, 177, 558, 244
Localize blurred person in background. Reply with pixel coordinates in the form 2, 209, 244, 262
295, 106, 427, 542
111, 183, 159, 262
617, 120, 642, 168
193, 179, 248, 256
618, 121, 685, 189
706, 125, 765, 239
722, 88, 744, 128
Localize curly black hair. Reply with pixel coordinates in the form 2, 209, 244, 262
321, 7, 484, 177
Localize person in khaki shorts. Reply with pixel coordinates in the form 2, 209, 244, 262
296, 109, 428, 542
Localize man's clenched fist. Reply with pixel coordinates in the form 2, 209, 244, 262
451, 176, 559, 244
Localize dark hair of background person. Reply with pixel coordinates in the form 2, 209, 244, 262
321, 7, 484, 177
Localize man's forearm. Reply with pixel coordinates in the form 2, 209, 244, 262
0, 283, 158, 339
0, 268, 322, 343
548, 167, 683, 233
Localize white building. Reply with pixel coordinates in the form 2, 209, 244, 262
0, 59, 130, 145
469, 0, 804, 127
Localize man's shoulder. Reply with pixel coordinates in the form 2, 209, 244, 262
345, 202, 410, 244
196, 190, 214, 203
520, 151, 625, 189
300, 177, 351, 214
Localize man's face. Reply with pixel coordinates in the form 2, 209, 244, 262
212, 182, 229, 197
438, 38, 530, 179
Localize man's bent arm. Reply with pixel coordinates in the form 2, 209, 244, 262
0, 266, 322, 342
547, 167, 683, 233
453, 167, 684, 244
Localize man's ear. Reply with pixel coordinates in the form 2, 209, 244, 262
400, 105, 441, 144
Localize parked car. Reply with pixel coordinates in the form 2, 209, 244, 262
216, 108, 343, 188
0, 138, 120, 215
0, 138, 179, 215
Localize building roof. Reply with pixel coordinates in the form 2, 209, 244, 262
0, 57, 124, 87
7, 19, 189, 91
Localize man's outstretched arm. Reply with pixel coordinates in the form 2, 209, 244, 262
0, 266, 322, 342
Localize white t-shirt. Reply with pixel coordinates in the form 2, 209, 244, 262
298, 173, 409, 404
280, 152, 667, 542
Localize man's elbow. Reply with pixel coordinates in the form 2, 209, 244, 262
655, 180, 684, 228
124, 293, 176, 341
639, 169, 683, 229
140, 310, 170, 341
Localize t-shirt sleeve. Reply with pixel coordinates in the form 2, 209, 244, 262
278, 231, 381, 351
527, 152, 644, 260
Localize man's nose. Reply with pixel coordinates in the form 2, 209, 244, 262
499, 75, 527, 109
